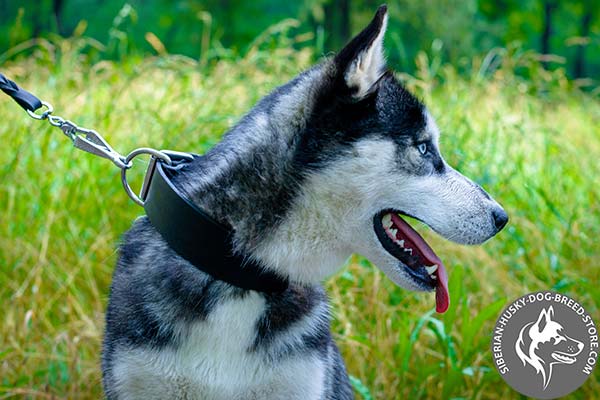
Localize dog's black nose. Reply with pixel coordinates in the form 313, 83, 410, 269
492, 208, 509, 231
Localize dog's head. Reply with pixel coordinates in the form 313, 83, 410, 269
515, 306, 583, 388
251, 6, 507, 311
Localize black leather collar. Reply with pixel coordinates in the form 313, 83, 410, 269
143, 153, 289, 293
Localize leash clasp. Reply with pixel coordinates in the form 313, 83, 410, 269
64, 122, 132, 170
25, 101, 131, 170
13, 89, 194, 208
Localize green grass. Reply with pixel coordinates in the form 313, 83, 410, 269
0, 36, 599, 399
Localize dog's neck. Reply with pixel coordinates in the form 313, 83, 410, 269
174, 63, 354, 284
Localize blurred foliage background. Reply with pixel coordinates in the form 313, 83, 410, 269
1, 0, 599, 83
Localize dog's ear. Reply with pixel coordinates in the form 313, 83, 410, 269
334, 4, 388, 99
535, 307, 552, 333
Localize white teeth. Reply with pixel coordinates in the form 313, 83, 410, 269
394, 239, 405, 248
425, 265, 438, 275
382, 214, 392, 228
389, 228, 398, 237
404, 248, 413, 255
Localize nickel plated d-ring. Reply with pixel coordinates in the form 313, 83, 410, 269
121, 148, 172, 206
26, 101, 53, 120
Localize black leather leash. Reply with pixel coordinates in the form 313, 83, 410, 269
1, 72, 289, 294
0, 73, 42, 111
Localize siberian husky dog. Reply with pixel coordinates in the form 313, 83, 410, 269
102, 5, 508, 399
516, 306, 584, 390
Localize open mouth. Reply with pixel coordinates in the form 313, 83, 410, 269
552, 351, 577, 364
373, 210, 449, 313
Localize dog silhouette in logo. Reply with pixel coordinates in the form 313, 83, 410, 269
515, 306, 584, 389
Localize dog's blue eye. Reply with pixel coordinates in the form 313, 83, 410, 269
418, 143, 428, 155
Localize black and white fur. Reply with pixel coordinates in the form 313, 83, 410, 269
102, 6, 507, 399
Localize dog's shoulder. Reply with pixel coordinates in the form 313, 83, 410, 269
102, 218, 347, 399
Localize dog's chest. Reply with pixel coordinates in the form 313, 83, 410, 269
111, 292, 327, 399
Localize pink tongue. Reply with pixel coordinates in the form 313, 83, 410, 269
435, 265, 449, 314
390, 214, 450, 313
